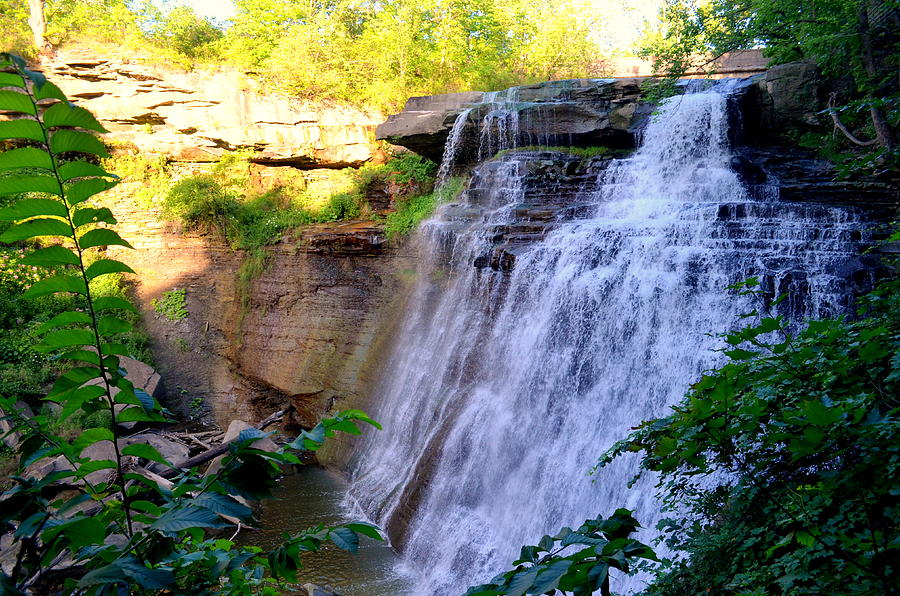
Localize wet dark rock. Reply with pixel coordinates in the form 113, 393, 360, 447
377, 79, 652, 164
734, 147, 899, 216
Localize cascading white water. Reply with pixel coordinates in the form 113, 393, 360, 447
349, 84, 868, 594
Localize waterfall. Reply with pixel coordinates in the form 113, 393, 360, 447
348, 83, 869, 594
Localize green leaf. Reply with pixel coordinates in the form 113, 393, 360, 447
100, 342, 133, 357
0, 89, 36, 115
79, 228, 132, 250
724, 348, 758, 360
85, 258, 134, 280
78, 557, 175, 590
344, 521, 384, 541
72, 206, 116, 228
56, 385, 106, 420
0, 198, 67, 221
55, 349, 101, 366
328, 419, 362, 435
506, 567, 540, 596
50, 129, 109, 157
65, 177, 117, 205
539, 534, 554, 552
42, 516, 106, 550
49, 365, 102, 396
97, 315, 132, 335
0, 72, 25, 88
0, 175, 63, 197
58, 160, 113, 181
192, 492, 254, 520
93, 296, 137, 313
73, 427, 114, 452
329, 527, 359, 553
74, 459, 117, 477
37, 311, 92, 333
0, 218, 71, 243
0, 146, 53, 173
21, 245, 79, 266
43, 102, 108, 133
23, 274, 87, 299
0, 119, 44, 142
121, 443, 170, 466
23, 68, 46, 89
150, 505, 230, 535
531, 560, 573, 593
36, 328, 96, 352
33, 81, 66, 101
117, 406, 165, 423
133, 387, 155, 411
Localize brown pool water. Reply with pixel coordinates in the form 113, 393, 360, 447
244, 467, 414, 595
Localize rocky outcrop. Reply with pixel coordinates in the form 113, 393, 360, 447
377, 79, 652, 163
734, 146, 899, 215
376, 91, 484, 161
40, 50, 381, 168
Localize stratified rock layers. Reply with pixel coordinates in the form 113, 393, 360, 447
43, 50, 381, 167
110, 200, 415, 431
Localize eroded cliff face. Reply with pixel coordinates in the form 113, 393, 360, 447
108, 195, 416, 431
37, 49, 414, 431
56, 53, 896, 440
42, 49, 382, 167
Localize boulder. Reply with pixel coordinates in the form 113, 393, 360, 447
764, 61, 825, 129
0, 400, 33, 449
204, 419, 279, 476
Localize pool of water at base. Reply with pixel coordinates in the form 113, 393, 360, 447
244, 467, 415, 596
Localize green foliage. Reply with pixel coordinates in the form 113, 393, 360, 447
150, 5, 223, 59
642, 0, 899, 167
598, 275, 900, 595
228, 0, 615, 112
465, 509, 657, 596
151, 287, 188, 321
102, 147, 171, 209
384, 175, 465, 240
380, 152, 439, 184
0, 55, 384, 594
162, 152, 373, 259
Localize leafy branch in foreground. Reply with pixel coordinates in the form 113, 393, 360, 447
597, 275, 900, 595
0, 53, 383, 594
465, 509, 657, 596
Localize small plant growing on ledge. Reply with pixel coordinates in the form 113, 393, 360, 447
151, 287, 188, 320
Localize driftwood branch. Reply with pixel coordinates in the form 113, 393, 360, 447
828, 93, 878, 147
160, 407, 292, 479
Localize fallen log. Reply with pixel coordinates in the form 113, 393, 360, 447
160, 407, 291, 478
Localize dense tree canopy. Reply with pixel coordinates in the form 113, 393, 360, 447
0, 0, 655, 112
642, 0, 899, 155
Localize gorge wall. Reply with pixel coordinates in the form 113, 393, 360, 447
107, 195, 416, 431
38, 49, 421, 431
41, 49, 897, 438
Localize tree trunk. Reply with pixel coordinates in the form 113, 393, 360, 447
869, 104, 898, 149
27, 0, 46, 51
858, 1, 898, 149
